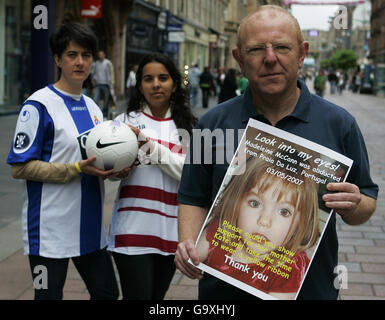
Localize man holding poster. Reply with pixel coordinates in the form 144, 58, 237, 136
196, 139, 322, 299
175, 5, 378, 300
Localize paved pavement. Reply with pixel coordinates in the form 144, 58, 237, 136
0, 93, 214, 300
0, 86, 384, 300
325, 87, 385, 300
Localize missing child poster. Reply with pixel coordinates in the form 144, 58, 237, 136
193, 118, 353, 300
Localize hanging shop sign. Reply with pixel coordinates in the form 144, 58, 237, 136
81, 0, 102, 19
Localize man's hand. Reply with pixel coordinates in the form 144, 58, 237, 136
323, 182, 376, 225
174, 239, 203, 280
323, 182, 361, 215
175, 204, 208, 279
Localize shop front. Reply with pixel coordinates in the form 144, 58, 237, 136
0, 0, 31, 115
124, 0, 164, 83
374, 56, 385, 97
181, 22, 210, 71
163, 11, 184, 69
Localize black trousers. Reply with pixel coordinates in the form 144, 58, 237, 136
112, 252, 176, 300
199, 272, 257, 300
201, 88, 210, 108
28, 248, 119, 300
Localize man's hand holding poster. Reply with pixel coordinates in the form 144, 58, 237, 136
192, 118, 353, 300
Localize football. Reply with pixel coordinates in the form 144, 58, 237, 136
85, 120, 138, 171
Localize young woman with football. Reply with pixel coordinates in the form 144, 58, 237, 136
7, 22, 119, 300
108, 53, 197, 300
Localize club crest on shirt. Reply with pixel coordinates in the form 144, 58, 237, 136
20, 110, 31, 122
94, 115, 100, 125
14, 132, 30, 150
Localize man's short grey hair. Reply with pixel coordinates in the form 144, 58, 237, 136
236, 5, 304, 48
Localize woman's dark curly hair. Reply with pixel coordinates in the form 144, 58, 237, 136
127, 53, 197, 135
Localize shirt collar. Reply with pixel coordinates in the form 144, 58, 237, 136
241, 79, 311, 124
142, 103, 172, 118
291, 79, 311, 123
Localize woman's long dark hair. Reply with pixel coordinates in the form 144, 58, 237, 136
127, 53, 197, 135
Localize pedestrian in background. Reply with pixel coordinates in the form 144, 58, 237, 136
327, 70, 338, 94
211, 67, 219, 97
188, 64, 201, 107
338, 72, 346, 94
216, 66, 226, 94
93, 50, 114, 118
6, 22, 119, 300
352, 71, 361, 93
238, 72, 248, 94
126, 64, 138, 100
314, 69, 326, 97
108, 53, 197, 300
199, 67, 213, 108
175, 5, 377, 300
218, 68, 238, 103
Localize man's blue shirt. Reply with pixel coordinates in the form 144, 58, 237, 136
178, 80, 378, 300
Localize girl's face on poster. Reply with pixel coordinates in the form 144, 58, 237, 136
238, 180, 298, 254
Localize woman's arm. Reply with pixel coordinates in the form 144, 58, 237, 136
147, 141, 185, 181
12, 160, 79, 183
128, 123, 186, 181
12, 157, 115, 183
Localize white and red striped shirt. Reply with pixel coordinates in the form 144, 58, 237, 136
108, 109, 184, 256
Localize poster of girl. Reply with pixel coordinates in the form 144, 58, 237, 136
196, 143, 322, 300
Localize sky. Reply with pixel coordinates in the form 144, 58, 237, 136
291, 1, 370, 31
291, 5, 340, 31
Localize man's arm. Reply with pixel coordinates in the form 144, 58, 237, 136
174, 204, 208, 279
322, 182, 377, 225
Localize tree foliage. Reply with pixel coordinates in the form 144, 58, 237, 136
322, 49, 358, 71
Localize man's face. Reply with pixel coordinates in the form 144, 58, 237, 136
233, 12, 308, 97
98, 51, 105, 60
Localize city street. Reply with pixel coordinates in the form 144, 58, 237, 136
321, 86, 385, 299
0, 86, 384, 300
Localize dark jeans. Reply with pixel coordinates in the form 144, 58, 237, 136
199, 272, 257, 300
28, 248, 119, 300
112, 252, 176, 300
94, 84, 110, 117
201, 88, 210, 108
